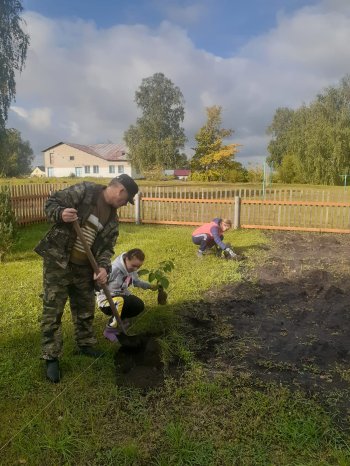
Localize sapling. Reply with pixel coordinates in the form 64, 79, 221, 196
139, 259, 175, 305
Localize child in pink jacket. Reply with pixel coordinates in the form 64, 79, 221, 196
192, 217, 240, 259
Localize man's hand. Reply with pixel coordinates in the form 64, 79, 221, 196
61, 208, 78, 223
94, 267, 108, 285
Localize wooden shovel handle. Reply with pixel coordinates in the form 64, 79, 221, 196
72, 220, 126, 334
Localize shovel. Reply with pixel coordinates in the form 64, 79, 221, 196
73, 220, 145, 348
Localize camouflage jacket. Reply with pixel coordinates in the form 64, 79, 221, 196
34, 182, 119, 271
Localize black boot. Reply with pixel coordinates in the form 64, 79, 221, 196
46, 359, 60, 383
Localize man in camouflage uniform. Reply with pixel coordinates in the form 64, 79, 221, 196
35, 174, 139, 383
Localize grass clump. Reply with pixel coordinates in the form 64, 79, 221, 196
0, 223, 349, 465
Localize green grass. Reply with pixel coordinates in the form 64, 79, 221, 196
1, 224, 349, 465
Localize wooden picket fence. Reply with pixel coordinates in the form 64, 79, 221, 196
7, 183, 350, 233
9, 183, 67, 225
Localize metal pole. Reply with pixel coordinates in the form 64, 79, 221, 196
339, 174, 348, 191
262, 162, 266, 199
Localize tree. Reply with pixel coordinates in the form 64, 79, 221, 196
267, 75, 350, 185
266, 107, 295, 168
277, 153, 300, 183
191, 106, 233, 170
173, 152, 190, 169
124, 72, 187, 172
0, 128, 33, 176
246, 163, 264, 183
190, 106, 245, 181
0, 0, 29, 129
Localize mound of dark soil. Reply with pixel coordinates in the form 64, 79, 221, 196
183, 231, 350, 420
114, 334, 165, 390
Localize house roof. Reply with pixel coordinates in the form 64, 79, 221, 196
174, 169, 191, 176
42, 142, 128, 161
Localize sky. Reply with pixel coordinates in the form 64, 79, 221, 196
8, 0, 350, 168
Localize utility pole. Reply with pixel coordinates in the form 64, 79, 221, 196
339, 174, 348, 191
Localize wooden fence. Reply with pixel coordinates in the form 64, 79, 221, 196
134, 185, 350, 203
9, 183, 67, 225
7, 183, 350, 233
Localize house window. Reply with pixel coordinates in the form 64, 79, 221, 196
84, 166, 90, 174
47, 167, 54, 177
75, 167, 82, 177
118, 165, 124, 174
93, 165, 99, 174
70, 156, 74, 160
109, 165, 115, 174
49, 152, 54, 164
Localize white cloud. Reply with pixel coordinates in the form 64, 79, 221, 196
156, 1, 207, 24
11, 105, 52, 130
11, 106, 28, 119
7, 3, 350, 167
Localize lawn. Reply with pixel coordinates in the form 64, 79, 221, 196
0, 223, 349, 465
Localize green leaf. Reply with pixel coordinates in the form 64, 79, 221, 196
164, 264, 171, 273
138, 269, 149, 276
159, 277, 169, 289
155, 271, 164, 281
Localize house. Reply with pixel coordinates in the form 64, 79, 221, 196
174, 169, 191, 180
164, 169, 175, 176
42, 142, 134, 178
30, 165, 46, 177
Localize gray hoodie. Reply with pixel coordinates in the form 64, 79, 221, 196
96, 252, 151, 306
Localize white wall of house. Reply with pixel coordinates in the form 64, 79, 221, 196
46, 165, 131, 178
44, 144, 133, 178
30, 167, 46, 177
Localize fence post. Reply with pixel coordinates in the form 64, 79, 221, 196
135, 192, 142, 224
234, 195, 241, 229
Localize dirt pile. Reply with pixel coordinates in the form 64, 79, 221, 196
184, 232, 350, 418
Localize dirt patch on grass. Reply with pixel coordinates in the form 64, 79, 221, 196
184, 231, 350, 421
114, 334, 165, 390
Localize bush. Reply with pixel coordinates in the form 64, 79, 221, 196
0, 186, 18, 261
246, 164, 264, 183
143, 166, 164, 181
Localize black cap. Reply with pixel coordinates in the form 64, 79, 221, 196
116, 174, 139, 204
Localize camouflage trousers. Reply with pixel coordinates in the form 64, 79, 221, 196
41, 259, 97, 360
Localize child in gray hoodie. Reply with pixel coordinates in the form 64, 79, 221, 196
96, 248, 158, 342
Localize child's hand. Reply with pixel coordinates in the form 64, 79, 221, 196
150, 284, 158, 291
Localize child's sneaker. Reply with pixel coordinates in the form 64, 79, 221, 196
103, 326, 119, 342
103, 320, 131, 342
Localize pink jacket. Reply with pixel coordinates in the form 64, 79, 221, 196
192, 221, 223, 238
